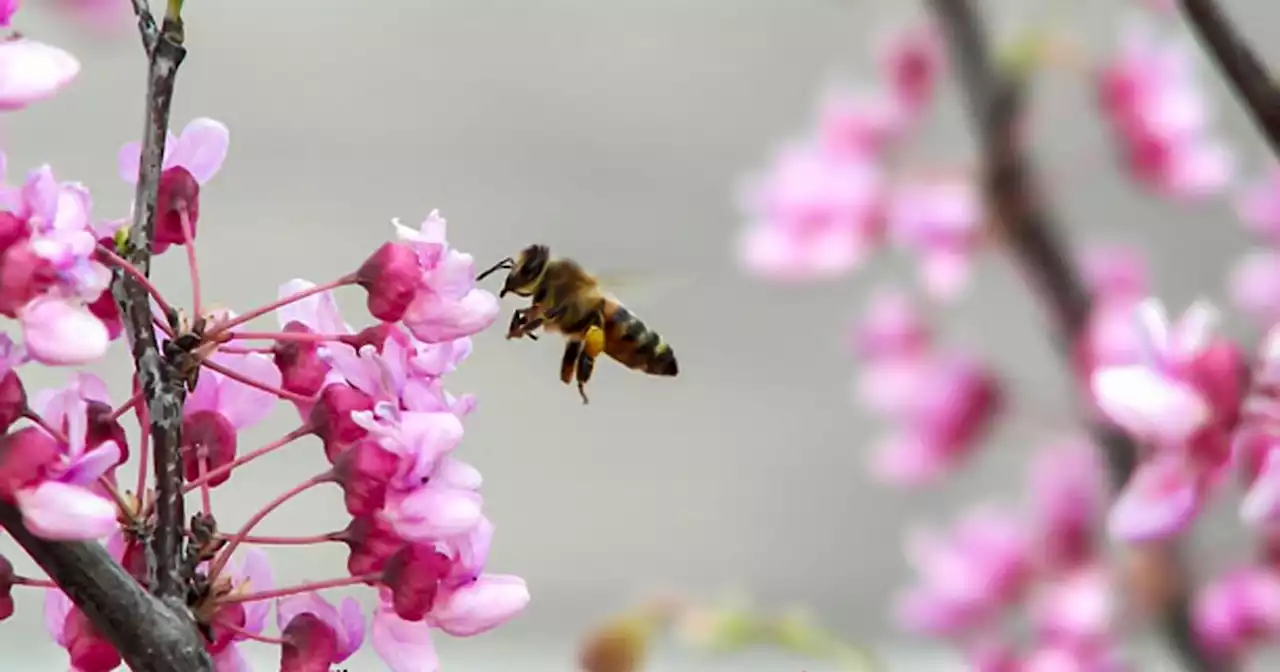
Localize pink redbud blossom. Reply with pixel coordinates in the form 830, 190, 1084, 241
886, 177, 984, 301
117, 117, 228, 253
0, 39, 80, 110
278, 592, 366, 671
817, 88, 911, 157
1236, 167, 1280, 244
737, 143, 886, 281
1081, 246, 1148, 301
1229, 249, 1280, 326
202, 548, 273, 670
311, 384, 375, 462
0, 0, 16, 26
1030, 567, 1118, 647
20, 296, 109, 365
181, 350, 281, 486
1029, 442, 1106, 570
875, 22, 944, 129
849, 287, 931, 363
1097, 15, 1233, 200
895, 508, 1031, 637
0, 336, 27, 432
357, 242, 422, 322
1192, 566, 1280, 660
45, 589, 121, 671
388, 211, 500, 343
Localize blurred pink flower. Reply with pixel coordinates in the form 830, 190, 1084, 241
1097, 15, 1233, 201
1109, 451, 1200, 541
1193, 566, 1280, 659
278, 592, 365, 670
1229, 249, 1280, 326
0, 38, 80, 111
1081, 246, 1148, 301
1029, 441, 1106, 570
895, 508, 1031, 637
202, 548, 273, 670
44, 588, 120, 671
1236, 167, 1280, 243
0, 0, 17, 27
887, 177, 984, 300
19, 296, 108, 365
737, 143, 886, 281
48, 0, 132, 33
1030, 567, 1118, 646
816, 89, 910, 157
848, 287, 931, 362
182, 349, 282, 487
876, 22, 944, 124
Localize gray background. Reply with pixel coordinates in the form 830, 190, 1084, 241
3, 0, 1278, 669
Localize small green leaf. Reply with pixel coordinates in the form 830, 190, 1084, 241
113, 225, 131, 254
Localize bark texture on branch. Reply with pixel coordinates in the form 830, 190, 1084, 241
925, 1, 1214, 669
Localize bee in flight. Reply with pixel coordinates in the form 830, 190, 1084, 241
477, 244, 679, 404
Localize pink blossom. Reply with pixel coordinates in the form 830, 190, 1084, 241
117, 117, 228, 253
1029, 441, 1106, 569
1089, 298, 1217, 447
737, 144, 886, 280
1236, 167, 1280, 243
816, 88, 911, 157
1108, 451, 1200, 541
278, 592, 365, 670
20, 296, 109, 365
1030, 567, 1117, 646
1097, 15, 1233, 201
47, 0, 132, 33
886, 177, 984, 300
357, 211, 499, 342
371, 591, 440, 672
1193, 566, 1280, 659
0, 553, 12, 621
848, 287, 931, 363
0, 0, 15, 26
0, 39, 80, 111
182, 350, 281, 487
44, 588, 120, 671
876, 22, 944, 124
895, 508, 1031, 637
203, 548, 273, 670
1081, 246, 1148, 301
1229, 249, 1280, 326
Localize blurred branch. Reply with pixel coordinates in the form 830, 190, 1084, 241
1178, 0, 1280, 157
925, 1, 1214, 670
129, 0, 159, 51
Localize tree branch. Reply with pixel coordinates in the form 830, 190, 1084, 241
1178, 0, 1280, 158
924, 0, 1213, 669
0, 506, 211, 671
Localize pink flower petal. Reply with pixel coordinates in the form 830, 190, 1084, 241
15, 481, 116, 540
207, 351, 282, 428
403, 289, 500, 344
431, 574, 530, 637
0, 39, 80, 111
20, 298, 109, 366
43, 589, 72, 646
166, 118, 229, 183
371, 603, 438, 672
1090, 365, 1209, 445
1108, 454, 1199, 541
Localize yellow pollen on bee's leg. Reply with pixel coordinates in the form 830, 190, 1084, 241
584, 325, 606, 358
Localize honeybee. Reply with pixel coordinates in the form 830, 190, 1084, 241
477, 244, 679, 404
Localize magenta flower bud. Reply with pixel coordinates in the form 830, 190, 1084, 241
356, 242, 420, 322
382, 543, 451, 621
153, 166, 200, 254
281, 613, 340, 672
0, 553, 12, 621
273, 322, 328, 398
63, 608, 122, 672
0, 427, 59, 501
0, 244, 56, 317
0, 211, 28, 252
85, 400, 129, 467
181, 410, 237, 487
0, 370, 27, 433
309, 384, 374, 463
340, 515, 406, 580
334, 439, 399, 517
206, 602, 247, 655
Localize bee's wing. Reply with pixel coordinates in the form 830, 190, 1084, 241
592, 270, 692, 310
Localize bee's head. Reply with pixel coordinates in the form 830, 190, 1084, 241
477, 244, 550, 298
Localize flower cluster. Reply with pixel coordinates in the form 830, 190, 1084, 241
735, 2, 1280, 668
1096, 12, 1233, 201
0, 3, 527, 668
897, 442, 1122, 670
735, 22, 988, 301
850, 288, 1001, 484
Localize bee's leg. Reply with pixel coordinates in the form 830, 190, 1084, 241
560, 339, 582, 385
507, 308, 542, 340
575, 324, 607, 405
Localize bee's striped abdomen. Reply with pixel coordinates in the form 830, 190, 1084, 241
602, 302, 679, 377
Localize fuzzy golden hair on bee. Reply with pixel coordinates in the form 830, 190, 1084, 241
477, 244, 679, 404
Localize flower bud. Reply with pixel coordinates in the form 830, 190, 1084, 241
181, 411, 238, 487
339, 515, 405, 579
153, 166, 200, 254
281, 613, 340, 672
356, 242, 420, 322
382, 543, 451, 621
274, 322, 328, 399
0, 370, 26, 433
0, 553, 13, 621
309, 384, 373, 463
334, 439, 399, 517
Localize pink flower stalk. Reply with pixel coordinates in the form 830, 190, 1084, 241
1096, 14, 1233, 201
895, 507, 1032, 637
0, 38, 81, 111
886, 177, 985, 301
1192, 566, 1280, 662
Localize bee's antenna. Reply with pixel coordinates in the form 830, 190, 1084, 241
476, 257, 515, 282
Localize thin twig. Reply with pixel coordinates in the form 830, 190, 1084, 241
924, 1, 1214, 670
1178, 0, 1280, 157
129, 0, 159, 52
